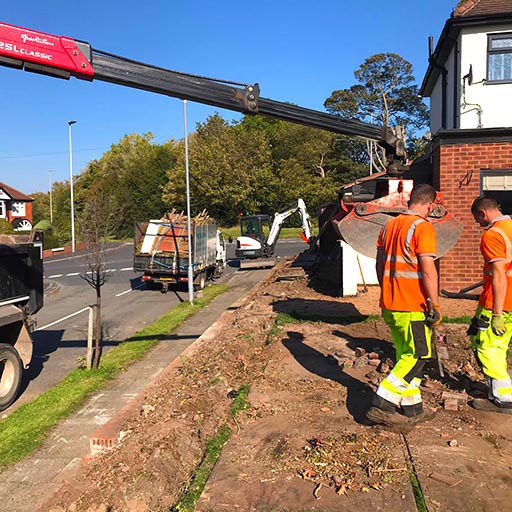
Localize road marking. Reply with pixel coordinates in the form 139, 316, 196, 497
116, 282, 145, 297
45, 267, 134, 279
36, 307, 89, 331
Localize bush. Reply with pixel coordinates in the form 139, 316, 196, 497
0, 219, 14, 234
43, 232, 62, 251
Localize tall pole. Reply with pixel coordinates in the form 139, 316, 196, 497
183, 100, 194, 304
68, 120, 77, 253
48, 170, 54, 225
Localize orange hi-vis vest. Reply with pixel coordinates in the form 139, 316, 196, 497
479, 216, 512, 311
377, 211, 437, 312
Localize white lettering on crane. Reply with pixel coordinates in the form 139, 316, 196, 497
20, 33, 55, 46
0, 41, 53, 61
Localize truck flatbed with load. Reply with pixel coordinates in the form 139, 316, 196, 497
134, 214, 226, 292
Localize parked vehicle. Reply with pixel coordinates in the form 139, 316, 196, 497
133, 214, 226, 292
0, 231, 43, 410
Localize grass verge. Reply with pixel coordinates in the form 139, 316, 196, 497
410, 471, 428, 512
0, 284, 228, 469
173, 383, 251, 512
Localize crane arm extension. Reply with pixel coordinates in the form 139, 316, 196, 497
0, 22, 407, 172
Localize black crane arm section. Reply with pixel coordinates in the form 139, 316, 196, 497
0, 22, 407, 174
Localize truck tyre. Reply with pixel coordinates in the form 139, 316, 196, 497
0, 344, 23, 411
194, 272, 206, 290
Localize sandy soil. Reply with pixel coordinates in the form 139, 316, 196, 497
41, 257, 512, 512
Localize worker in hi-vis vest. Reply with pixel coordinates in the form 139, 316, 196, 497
367, 183, 441, 427
468, 195, 512, 414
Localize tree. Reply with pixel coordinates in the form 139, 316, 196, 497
77, 133, 175, 237
31, 192, 51, 226
78, 184, 123, 369
324, 53, 429, 159
163, 114, 275, 225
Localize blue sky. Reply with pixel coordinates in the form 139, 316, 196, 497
0, 1, 457, 194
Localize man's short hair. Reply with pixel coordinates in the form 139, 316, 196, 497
409, 183, 436, 206
471, 195, 500, 214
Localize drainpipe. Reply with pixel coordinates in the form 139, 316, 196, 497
429, 36, 448, 130
453, 39, 458, 129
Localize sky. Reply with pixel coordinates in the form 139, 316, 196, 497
0, 1, 458, 194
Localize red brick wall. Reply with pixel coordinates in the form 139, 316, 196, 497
434, 141, 512, 292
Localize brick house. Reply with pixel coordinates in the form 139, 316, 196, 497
419, 0, 512, 294
0, 182, 34, 231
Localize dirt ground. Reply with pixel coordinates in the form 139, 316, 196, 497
41, 257, 512, 512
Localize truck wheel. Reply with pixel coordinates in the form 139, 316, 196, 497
194, 272, 206, 290
0, 344, 23, 411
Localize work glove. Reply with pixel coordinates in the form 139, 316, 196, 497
491, 314, 507, 336
426, 303, 442, 327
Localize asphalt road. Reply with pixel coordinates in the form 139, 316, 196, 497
3, 238, 306, 415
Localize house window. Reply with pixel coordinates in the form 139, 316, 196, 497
488, 33, 512, 82
0, 201, 5, 219
481, 170, 512, 214
10, 201, 26, 217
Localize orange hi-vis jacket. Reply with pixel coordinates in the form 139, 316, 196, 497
479, 215, 512, 311
377, 211, 437, 312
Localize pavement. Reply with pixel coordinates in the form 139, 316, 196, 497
0, 268, 263, 512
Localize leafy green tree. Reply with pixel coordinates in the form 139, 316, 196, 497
163, 114, 275, 225
324, 53, 429, 160
31, 192, 50, 226
77, 133, 175, 237
50, 181, 72, 245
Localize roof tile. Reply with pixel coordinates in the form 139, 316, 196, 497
0, 182, 34, 201
453, 0, 512, 17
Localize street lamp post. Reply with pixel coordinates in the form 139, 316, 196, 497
49, 170, 54, 225
68, 120, 77, 253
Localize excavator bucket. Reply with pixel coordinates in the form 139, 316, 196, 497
336, 203, 464, 260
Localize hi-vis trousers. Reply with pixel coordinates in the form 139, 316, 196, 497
470, 306, 512, 405
375, 310, 433, 411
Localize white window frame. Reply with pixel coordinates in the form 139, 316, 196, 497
10, 201, 26, 217
0, 201, 5, 219
487, 32, 512, 83
481, 169, 512, 215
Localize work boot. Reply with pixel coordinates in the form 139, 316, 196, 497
470, 398, 512, 414
367, 406, 435, 427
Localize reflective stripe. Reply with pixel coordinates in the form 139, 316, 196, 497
404, 219, 425, 264
376, 386, 401, 406
387, 255, 419, 264
489, 226, 512, 261
384, 270, 422, 279
401, 394, 422, 406
490, 377, 512, 403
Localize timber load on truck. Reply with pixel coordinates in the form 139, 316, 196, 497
134, 211, 226, 292
0, 231, 43, 410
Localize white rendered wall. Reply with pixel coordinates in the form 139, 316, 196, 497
459, 25, 512, 129
340, 241, 378, 297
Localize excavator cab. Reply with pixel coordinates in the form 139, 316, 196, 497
236, 215, 271, 259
